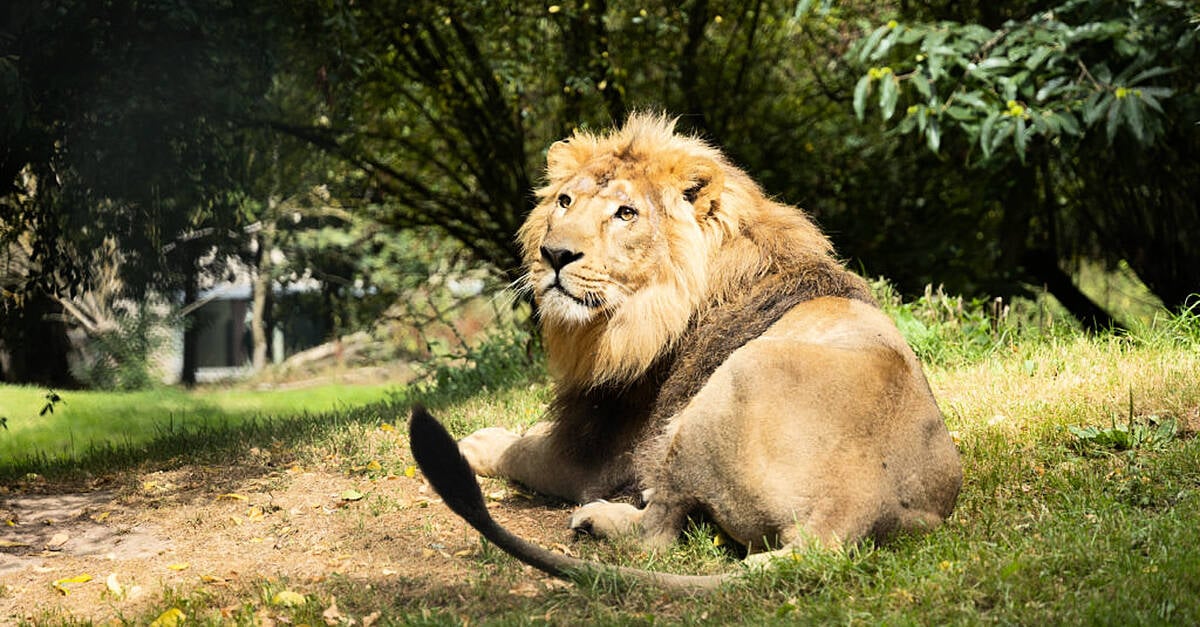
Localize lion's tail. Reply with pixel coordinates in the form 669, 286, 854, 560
408, 405, 731, 593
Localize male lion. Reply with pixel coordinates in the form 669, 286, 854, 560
410, 114, 962, 591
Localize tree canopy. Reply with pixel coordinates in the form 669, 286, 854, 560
2, 0, 1197, 385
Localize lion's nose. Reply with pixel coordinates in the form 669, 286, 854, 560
540, 246, 583, 272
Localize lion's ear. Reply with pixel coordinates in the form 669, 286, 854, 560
682, 158, 725, 218
546, 139, 585, 182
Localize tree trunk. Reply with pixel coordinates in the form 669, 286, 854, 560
250, 229, 274, 371
1022, 250, 1121, 333
0, 291, 75, 387
180, 260, 199, 387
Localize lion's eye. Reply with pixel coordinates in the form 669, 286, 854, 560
557, 194, 572, 208
614, 205, 638, 222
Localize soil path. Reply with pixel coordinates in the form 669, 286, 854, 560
0, 459, 573, 624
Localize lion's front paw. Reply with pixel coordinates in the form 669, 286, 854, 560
457, 427, 520, 476
568, 500, 643, 538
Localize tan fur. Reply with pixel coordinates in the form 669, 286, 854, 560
458, 114, 962, 557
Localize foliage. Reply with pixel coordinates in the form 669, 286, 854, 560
1068, 416, 1177, 455
845, 0, 1200, 315
849, 0, 1193, 162
70, 305, 172, 391
5, 0, 1198, 388
873, 278, 1072, 366
38, 389, 63, 417
401, 319, 544, 409
0, 0, 291, 385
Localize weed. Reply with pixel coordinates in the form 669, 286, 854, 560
1068, 392, 1179, 456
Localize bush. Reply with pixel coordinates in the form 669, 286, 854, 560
872, 279, 1074, 366
71, 306, 171, 391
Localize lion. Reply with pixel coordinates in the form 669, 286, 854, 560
409, 113, 962, 591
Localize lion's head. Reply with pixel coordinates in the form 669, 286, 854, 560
519, 113, 832, 389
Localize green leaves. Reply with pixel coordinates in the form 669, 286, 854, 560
845, 2, 1187, 165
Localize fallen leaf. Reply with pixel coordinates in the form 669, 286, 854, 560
106, 573, 124, 599
149, 607, 185, 627
272, 589, 307, 607
51, 573, 92, 595
200, 574, 227, 584
322, 596, 344, 625
0, 540, 29, 548
552, 543, 575, 557
46, 532, 69, 550
453, 548, 473, 558
366, 460, 382, 472
404, 465, 417, 478
217, 493, 249, 502
246, 506, 265, 521
167, 562, 190, 571
379, 423, 395, 432
93, 511, 111, 522
340, 489, 364, 502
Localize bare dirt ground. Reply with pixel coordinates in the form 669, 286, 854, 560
0, 453, 576, 624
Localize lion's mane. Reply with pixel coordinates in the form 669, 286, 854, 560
519, 114, 875, 489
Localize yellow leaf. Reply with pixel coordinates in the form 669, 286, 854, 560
366, 460, 382, 472
200, 574, 226, 584
0, 540, 29, 548
93, 511, 111, 522
149, 607, 186, 627
403, 465, 416, 478
6, 519, 16, 526
52, 573, 92, 595
246, 506, 265, 521
167, 562, 190, 571
217, 493, 249, 501
272, 589, 307, 607
379, 423, 395, 432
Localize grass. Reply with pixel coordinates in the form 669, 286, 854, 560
4, 293, 1199, 625
0, 383, 397, 480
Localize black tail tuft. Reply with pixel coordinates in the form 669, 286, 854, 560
408, 405, 490, 525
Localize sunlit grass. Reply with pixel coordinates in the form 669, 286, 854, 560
0, 383, 397, 479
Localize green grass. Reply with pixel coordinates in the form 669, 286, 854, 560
0, 383, 397, 480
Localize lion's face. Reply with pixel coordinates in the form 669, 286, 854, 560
517, 115, 737, 386
524, 170, 677, 326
